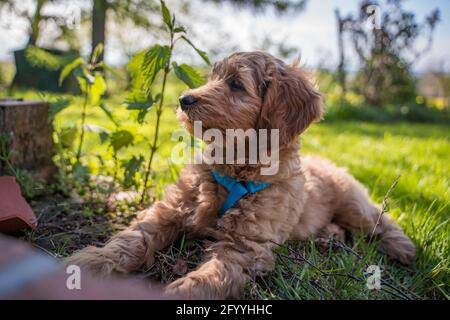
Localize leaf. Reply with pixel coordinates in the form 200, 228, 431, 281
48, 98, 71, 120
84, 124, 110, 134
83, 124, 111, 145
90, 73, 107, 106
125, 91, 154, 110
142, 44, 171, 88
99, 131, 110, 144
121, 155, 144, 188
99, 103, 118, 126
174, 26, 186, 33
81, 124, 111, 144
127, 50, 147, 90
128, 50, 146, 77
90, 43, 104, 64
59, 57, 84, 86
180, 36, 210, 65
160, 0, 172, 30
110, 130, 134, 153
172, 62, 205, 88
82, 70, 96, 85
74, 68, 95, 93
125, 91, 156, 124
58, 127, 78, 149
76, 76, 88, 93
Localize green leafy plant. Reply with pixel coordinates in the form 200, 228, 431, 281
53, 126, 78, 195
57, 43, 134, 199
37, 92, 72, 121
59, 43, 113, 165
126, 0, 210, 204
101, 120, 135, 192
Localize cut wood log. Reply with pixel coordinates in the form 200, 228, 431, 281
0, 99, 56, 182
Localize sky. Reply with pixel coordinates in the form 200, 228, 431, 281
0, 0, 449, 73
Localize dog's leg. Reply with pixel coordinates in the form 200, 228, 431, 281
166, 241, 274, 299
333, 177, 415, 265
65, 167, 220, 277
64, 201, 184, 277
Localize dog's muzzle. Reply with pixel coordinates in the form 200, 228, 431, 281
179, 95, 198, 111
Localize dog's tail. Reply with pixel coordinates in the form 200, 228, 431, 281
374, 214, 415, 265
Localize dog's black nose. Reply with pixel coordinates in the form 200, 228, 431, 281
179, 95, 197, 110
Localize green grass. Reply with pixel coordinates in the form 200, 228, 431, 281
250, 121, 449, 300
3, 88, 449, 299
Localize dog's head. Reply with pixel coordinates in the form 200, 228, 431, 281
177, 51, 323, 146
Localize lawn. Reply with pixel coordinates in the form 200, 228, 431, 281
258, 121, 449, 299
4, 88, 449, 299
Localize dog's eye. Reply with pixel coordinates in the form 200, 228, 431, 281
229, 79, 244, 91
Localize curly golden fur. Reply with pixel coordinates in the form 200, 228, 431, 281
66, 52, 415, 299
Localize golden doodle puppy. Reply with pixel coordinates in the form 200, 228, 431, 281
66, 52, 415, 299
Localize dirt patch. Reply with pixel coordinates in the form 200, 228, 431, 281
23, 194, 134, 256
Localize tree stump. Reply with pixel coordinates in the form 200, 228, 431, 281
0, 99, 56, 182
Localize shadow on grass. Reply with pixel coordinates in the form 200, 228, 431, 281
23, 194, 135, 257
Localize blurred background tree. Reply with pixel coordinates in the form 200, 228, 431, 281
90, 0, 160, 61
0, 0, 160, 59
206, 0, 306, 12
0, 0, 308, 91
420, 59, 450, 110
334, 8, 352, 99
0, 0, 88, 49
342, 0, 440, 107
0, 0, 307, 60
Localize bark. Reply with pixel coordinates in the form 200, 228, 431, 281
335, 9, 347, 98
0, 100, 56, 182
92, 0, 107, 61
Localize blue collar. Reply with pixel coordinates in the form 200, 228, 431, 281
212, 170, 272, 217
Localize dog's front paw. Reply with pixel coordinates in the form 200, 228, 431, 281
166, 276, 216, 300
165, 277, 195, 299
64, 246, 118, 278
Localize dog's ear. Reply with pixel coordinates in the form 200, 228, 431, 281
257, 63, 323, 145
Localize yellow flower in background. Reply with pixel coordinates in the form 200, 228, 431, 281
346, 92, 364, 105
428, 97, 447, 110
415, 96, 425, 105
